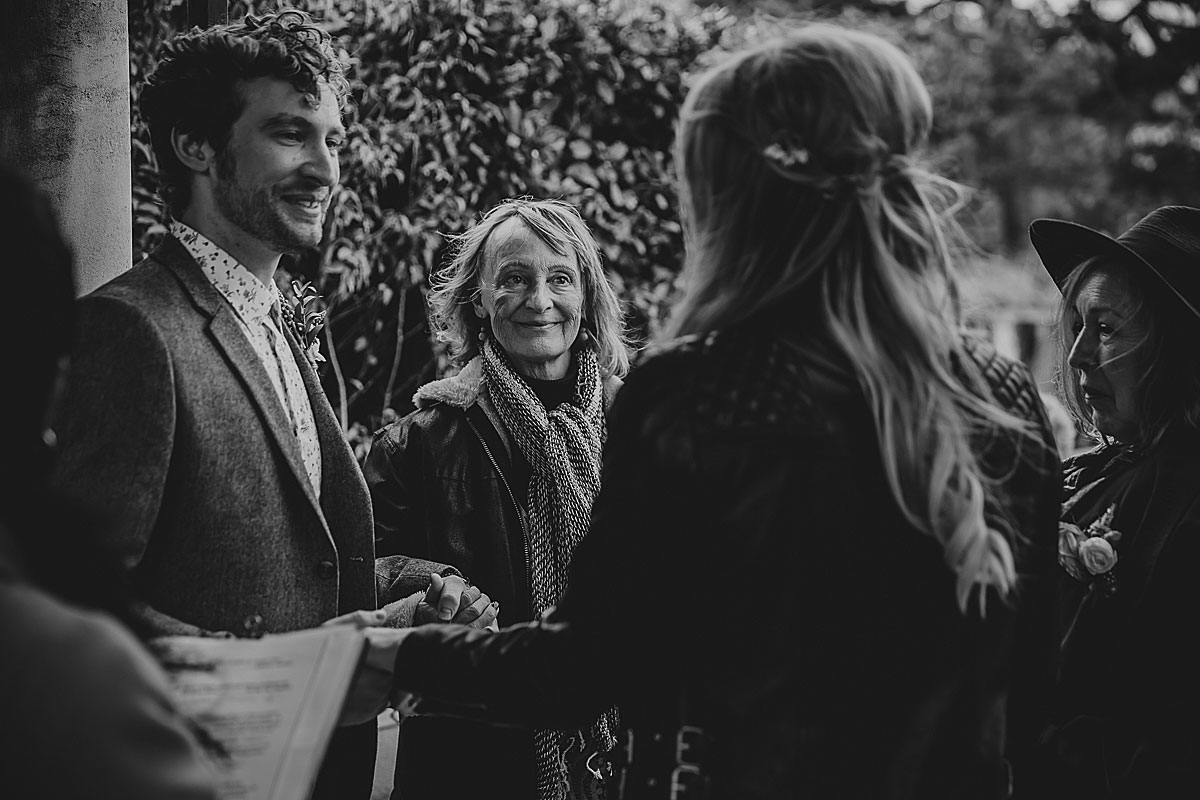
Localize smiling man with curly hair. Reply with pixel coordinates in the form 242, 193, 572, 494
50, 11, 489, 798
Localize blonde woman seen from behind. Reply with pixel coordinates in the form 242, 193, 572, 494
344, 24, 1062, 800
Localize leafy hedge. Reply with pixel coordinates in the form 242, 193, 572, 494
128, 0, 731, 456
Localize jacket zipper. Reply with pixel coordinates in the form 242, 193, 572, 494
464, 415, 534, 617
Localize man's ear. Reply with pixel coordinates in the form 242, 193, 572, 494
170, 126, 217, 176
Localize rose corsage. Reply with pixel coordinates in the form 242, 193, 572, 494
1058, 503, 1121, 597
281, 280, 326, 368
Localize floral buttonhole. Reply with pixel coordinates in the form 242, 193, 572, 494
282, 279, 327, 368
1058, 503, 1121, 597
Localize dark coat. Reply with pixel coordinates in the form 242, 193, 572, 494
386, 324, 1062, 800
50, 236, 443, 799
1017, 432, 1200, 799
363, 355, 621, 799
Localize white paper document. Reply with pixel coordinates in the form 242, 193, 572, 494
155, 625, 366, 800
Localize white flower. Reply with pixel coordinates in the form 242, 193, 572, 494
306, 340, 326, 365
1078, 536, 1118, 575
1058, 522, 1088, 580
1058, 503, 1123, 595
762, 142, 809, 168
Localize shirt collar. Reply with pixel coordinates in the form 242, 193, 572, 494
171, 220, 281, 324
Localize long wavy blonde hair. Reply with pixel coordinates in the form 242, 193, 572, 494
671, 24, 1033, 612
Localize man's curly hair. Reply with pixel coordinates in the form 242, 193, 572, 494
140, 9, 350, 215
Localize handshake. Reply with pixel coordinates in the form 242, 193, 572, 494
329, 572, 499, 633
412, 573, 499, 631
324, 572, 499, 725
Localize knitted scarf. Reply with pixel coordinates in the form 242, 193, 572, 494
482, 337, 619, 800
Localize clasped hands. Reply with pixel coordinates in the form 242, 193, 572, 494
327, 573, 497, 725
413, 573, 499, 630
327, 572, 499, 632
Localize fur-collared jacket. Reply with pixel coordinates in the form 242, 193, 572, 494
362, 356, 621, 800
364, 357, 620, 624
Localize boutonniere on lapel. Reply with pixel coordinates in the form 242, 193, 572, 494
1058, 503, 1122, 597
281, 280, 326, 368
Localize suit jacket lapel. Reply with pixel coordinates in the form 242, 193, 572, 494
156, 237, 327, 527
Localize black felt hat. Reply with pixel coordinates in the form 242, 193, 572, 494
1029, 205, 1200, 319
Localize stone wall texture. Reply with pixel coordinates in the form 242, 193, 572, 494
1, 0, 132, 295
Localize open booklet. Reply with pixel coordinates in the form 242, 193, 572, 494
153, 625, 366, 800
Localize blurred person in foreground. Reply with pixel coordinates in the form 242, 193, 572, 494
47, 11, 491, 798
338, 24, 1060, 799
364, 197, 630, 800
1016, 206, 1200, 798
0, 164, 217, 799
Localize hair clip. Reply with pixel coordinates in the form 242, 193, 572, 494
762, 143, 810, 168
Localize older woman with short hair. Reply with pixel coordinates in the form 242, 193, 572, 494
1017, 206, 1200, 798
364, 197, 630, 800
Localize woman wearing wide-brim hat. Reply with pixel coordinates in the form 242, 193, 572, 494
1015, 206, 1200, 798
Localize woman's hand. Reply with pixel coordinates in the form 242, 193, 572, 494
414, 573, 500, 630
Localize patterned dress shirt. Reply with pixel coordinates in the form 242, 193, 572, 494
170, 221, 322, 495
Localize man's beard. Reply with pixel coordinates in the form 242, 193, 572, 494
213, 149, 324, 254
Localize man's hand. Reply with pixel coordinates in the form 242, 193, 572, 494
414, 573, 499, 629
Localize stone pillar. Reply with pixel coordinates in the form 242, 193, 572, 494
0, 0, 131, 295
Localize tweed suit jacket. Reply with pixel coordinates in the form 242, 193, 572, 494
51, 232, 452, 628
51, 234, 384, 636
51, 234, 453, 799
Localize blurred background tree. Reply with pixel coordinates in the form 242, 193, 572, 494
127, 0, 1200, 454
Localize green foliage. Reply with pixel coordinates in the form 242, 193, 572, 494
129, 0, 188, 258
910, 0, 1200, 244
908, 2, 1120, 248
129, 0, 731, 451
128, 0, 1200, 449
